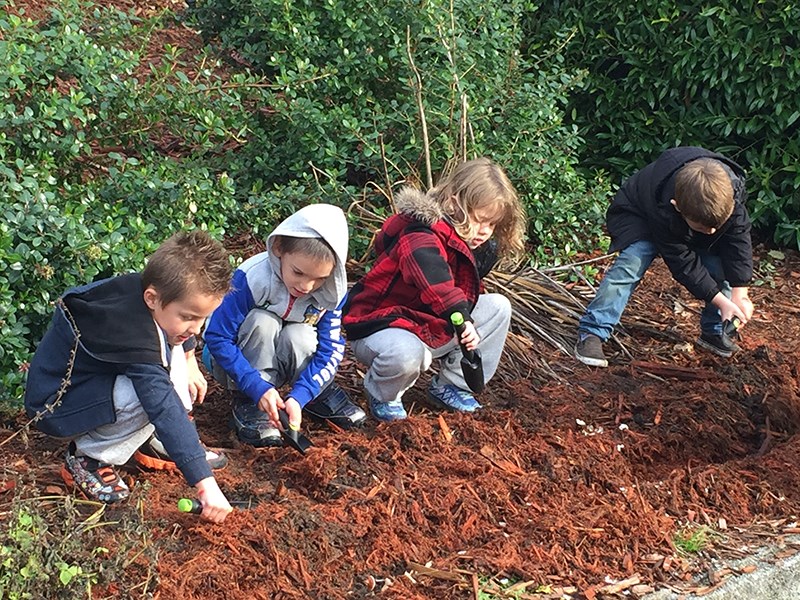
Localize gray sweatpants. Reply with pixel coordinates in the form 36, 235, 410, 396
209, 308, 318, 390
350, 293, 511, 404
74, 347, 191, 464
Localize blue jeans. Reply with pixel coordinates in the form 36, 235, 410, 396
578, 240, 731, 341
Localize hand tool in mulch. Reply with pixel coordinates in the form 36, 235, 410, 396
277, 409, 313, 455
177, 497, 259, 515
722, 316, 742, 337
450, 311, 485, 394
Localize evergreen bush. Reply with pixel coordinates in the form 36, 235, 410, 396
526, 0, 800, 247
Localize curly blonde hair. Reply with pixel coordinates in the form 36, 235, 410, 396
430, 157, 526, 264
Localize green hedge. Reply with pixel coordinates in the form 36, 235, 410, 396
526, 0, 800, 247
190, 0, 610, 261
0, 1, 274, 402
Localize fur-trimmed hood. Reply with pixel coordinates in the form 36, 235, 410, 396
394, 186, 445, 225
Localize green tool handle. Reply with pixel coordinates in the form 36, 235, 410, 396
177, 498, 203, 514
723, 316, 741, 336
177, 498, 257, 514
450, 311, 475, 360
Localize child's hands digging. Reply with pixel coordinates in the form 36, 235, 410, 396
712, 292, 748, 327
258, 388, 303, 430
195, 477, 233, 523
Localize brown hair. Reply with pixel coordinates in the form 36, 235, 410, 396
674, 158, 734, 228
430, 157, 526, 264
271, 235, 336, 265
142, 230, 232, 306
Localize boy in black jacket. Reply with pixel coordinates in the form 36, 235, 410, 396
575, 146, 754, 367
25, 231, 234, 523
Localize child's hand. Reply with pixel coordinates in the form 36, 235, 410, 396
195, 477, 232, 523
459, 320, 480, 351
713, 293, 747, 326
283, 398, 303, 430
186, 351, 208, 404
731, 287, 754, 321
258, 387, 284, 425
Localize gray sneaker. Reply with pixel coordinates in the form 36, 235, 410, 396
574, 333, 608, 367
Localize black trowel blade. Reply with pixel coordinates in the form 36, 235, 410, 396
278, 410, 313, 455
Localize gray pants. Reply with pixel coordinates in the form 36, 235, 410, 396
350, 293, 511, 403
74, 348, 191, 464
210, 308, 318, 390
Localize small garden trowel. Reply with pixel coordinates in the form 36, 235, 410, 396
278, 410, 313, 455
450, 312, 485, 394
177, 498, 258, 514
722, 316, 741, 337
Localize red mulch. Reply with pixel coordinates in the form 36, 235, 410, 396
3, 251, 800, 600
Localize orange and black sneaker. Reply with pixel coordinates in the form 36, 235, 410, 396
62, 443, 130, 503
133, 435, 228, 472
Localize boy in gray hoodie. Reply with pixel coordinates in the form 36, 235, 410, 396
204, 204, 365, 446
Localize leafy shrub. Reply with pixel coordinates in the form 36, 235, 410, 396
0, 1, 275, 403
0, 486, 158, 599
526, 0, 800, 248
190, 0, 610, 263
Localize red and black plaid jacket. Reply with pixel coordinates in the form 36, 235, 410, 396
343, 188, 480, 348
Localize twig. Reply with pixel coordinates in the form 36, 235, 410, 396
1, 299, 79, 448
406, 26, 432, 188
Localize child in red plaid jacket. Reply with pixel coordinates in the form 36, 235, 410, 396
343, 158, 525, 421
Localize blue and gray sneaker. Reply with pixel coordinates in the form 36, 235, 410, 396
427, 376, 482, 412
231, 393, 283, 447
368, 395, 408, 422
304, 384, 367, 429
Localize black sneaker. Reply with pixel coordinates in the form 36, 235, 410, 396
696, 331, 740, 358
62, 443, 130, 503
231, 393, 283, 448
304, 384, 367, 429
134, 435, 228, 471
574, 333, 608, 367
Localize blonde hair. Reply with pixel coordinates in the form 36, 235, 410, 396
674, 159, 734, 228
430, 157, 525, 263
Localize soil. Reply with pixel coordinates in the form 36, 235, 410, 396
4, 2, 800, 599
3, 249, 800, 600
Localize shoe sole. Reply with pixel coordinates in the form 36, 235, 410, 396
695, 337, 734, 358
134, 449, 228, 472
574, 347, 609, 368
133, 450, 178, 472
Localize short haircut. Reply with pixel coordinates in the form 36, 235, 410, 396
271, 235, 336, 265
142, 230, 232, 306
674, 159, 734, 229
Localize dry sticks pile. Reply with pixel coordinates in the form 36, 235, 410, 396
485, 258, 685, 383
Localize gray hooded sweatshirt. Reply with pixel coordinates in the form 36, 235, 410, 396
204, 203, 349, 406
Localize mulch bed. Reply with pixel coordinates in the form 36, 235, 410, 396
2, 251, 800, 599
